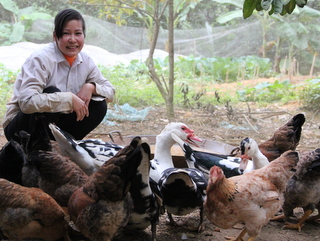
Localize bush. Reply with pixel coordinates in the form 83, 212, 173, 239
236, 79, 298, 103
300, 78, 320, 111
0, 64, 17, 118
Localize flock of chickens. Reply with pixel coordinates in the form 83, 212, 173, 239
0, 113, 319, 241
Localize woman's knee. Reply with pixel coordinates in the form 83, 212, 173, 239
43, 86, 61, 93
89, 100, 107, 118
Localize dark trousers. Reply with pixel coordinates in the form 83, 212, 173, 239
4, 87, 107, 141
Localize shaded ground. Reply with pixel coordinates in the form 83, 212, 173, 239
0, 76, 320, 240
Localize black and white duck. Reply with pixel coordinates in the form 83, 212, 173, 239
149, 122, 207, 232
49, 123, 123, 175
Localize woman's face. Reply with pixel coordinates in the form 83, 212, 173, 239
54, 20, 85, 57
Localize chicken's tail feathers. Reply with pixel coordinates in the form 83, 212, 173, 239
275, 150, 299, 172
27, 115, 52, 153
0, 139, 26, 184
292, 113, 306, 128
110, 136, 149, 183
291, 113, 306, 141
14, 130, 30, 152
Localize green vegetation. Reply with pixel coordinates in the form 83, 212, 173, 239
95, 56, 320, 112
0, 0, 52, 45
101, 55, 275, 108
300, 78, 320, 111
236, 79, 297, 103
0, 64, 16, 118
1, 55, 319, 121
89, 56, 317, 111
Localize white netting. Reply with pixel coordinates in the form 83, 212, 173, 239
28, 15, 264, 58
2, 13, 319, 74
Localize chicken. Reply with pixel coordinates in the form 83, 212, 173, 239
0, 178, 71, 241
68, 136, 144, 241
258, 113, 305, 161
31, 150, 89, 207
239, 137, 269, 173
125, 137, 164, 241
271, 148, 320, 231
204, 150, 299, 241
16, 115, 57, 188
15, 116, 89, 207
0, 139, 26, 185
0, 116, 52, 187
25, 115, 53, 154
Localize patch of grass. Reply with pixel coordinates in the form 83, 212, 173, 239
0, 64, 17, 118
300, 78, 320, 111
100, 63, 163, 107
236, 79, 299, 103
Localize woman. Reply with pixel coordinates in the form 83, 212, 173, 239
3, 8, 115, 141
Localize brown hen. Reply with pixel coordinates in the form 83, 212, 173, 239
204, 150, 299, 241
258, 113, 305, 161
32, 150, 89, 207
0, 178, 71, 241
272, 148, 320, 231
18, 115, 62, 188
68, 136, 143, 241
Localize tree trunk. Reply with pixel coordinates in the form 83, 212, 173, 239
145, 0, 174, 119
167, 0, 174, 118
273, 37, 281, 73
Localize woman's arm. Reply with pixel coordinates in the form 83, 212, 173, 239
84, 58, 115, 103
17, 55, 74, 114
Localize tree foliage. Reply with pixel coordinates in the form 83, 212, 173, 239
243, 0, 308, 18
0, 0, 52, 45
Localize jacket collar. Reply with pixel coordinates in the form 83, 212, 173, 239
53, 42, 83, 65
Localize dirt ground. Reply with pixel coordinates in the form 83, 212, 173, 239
0, 76, 320, 240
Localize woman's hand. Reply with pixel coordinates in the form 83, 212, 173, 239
77, 83, 96, 106
73, 83, 96, 121
71, 94, 89, 121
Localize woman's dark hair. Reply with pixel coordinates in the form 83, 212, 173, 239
54, 9, 86, 39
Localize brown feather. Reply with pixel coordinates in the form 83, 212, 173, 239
0, 178, 70, 241
259, 113, 305, 161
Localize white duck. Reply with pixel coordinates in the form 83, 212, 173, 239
239, 137, 269, 173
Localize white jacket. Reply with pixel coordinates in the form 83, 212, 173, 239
3, 42, 115, 128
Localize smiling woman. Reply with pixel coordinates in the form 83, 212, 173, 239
3, 8, 115, 142
54, 14, 85, 58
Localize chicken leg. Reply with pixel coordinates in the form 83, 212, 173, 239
225, 227, 257, 241
283, 209, 313, 232
225, 227, 246, 241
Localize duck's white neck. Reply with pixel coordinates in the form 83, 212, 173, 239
153, 132, 176, 171
252, 149, 269, 169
